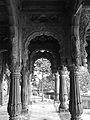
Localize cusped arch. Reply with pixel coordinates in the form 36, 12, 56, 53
25, 31, 62, 50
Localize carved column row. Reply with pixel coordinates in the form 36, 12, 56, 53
54, 66, 69, 110
7, 37, 30, 119
57, 64, 83, 120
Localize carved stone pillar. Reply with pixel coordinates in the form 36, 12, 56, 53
0, 74, 4, 105
54, 73, 57, 101
69, 65, 83, 120
0, 54, 4, 105
69, 5, 83, 119
21, 67, 29, 113
55, 72, 60, 101
59, 66, 68, 111
7, 63, 21, 120
28, 73, 32, 104
7, 28, 22, 119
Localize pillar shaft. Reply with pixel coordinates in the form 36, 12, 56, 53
54, 73, 57, 101
0, 54, 4, 105
0, 75, 4, 105
21, 67, 29, 113
69, 65, 83, 120
56, 72, 60, 101
28, 73, 32, 104
7, 64, 21, 120
59, 66, 68, 111
55, 72, 60, 101
7, 35, 22, 120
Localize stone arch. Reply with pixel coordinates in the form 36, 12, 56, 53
25, 31, 62, 50
24, 31, 61, 68
29, 49, 57, 73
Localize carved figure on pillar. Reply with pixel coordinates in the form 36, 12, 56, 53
59, 66, 69, 111
69, 65, 83, 120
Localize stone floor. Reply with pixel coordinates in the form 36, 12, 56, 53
0, 100, 90, 120
29, 101, 60, 120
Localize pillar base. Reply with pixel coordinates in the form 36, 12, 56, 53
71, 115, 83, 120
20, 108, 31, 120
9, 114, 30, 120
22, 108, 28, 114
22, 105, 28, 114
9, 115, 21, 120
59, 106, 68, 112
59, 102, 69, 111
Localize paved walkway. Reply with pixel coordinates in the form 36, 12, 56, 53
29, 102, 60, 120
0, 101, 60, 120
0, 101, 90, 120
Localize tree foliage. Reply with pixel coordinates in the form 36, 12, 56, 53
78, 67, 90, 92
33, 58, 54, 91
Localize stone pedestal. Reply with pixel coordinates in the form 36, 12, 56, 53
7, 65, 22, 120
59, 66, 68, 111
69, 65, 83, 120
